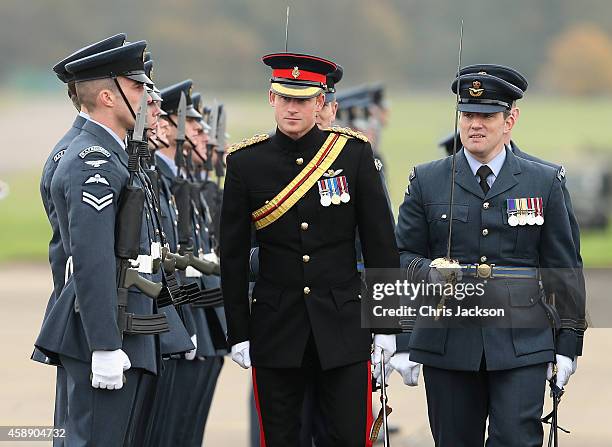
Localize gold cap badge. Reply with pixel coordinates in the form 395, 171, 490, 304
469, 80, 484, 97
292, 66, 300, 78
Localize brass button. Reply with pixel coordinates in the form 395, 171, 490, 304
482, 228, 489, 236
480, 256, 487, 263
302, 255, 310, 263
303, 286, 311, 295
296, 158, 304, 165
483, 202, 490, 209
300, 222, 309, 231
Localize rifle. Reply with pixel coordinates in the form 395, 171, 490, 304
170, 92, 194, 255
169, 93, 220, 278
115, 90, 168, 336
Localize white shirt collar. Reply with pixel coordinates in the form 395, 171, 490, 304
78, 111, 91, 120
464, 145, 507, 179
156, 151, 178, 177
86, 116, 126, 150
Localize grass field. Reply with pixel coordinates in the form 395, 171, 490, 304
1, 93, 612, 265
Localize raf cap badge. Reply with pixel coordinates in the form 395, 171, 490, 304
469, 80, 484, 97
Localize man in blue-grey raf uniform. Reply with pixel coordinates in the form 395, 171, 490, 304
393, 73, 585, 446
437, 64, 587, 357
142, 80, 224, 446
458, 64, 586, 356
31, 33, 126, 444
34, 40, 168, 446
185, 91, 228, 447
124, 56, 197, 447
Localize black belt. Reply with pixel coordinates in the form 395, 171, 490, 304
460, 264, 538, 279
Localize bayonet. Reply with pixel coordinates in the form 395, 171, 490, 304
132, 90, 148, 143
208, 100, 219, 146
174, 91, 187, 176
177, 91, 187, 143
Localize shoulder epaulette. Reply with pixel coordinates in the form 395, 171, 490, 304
324, 126, 369, 143
227, 133, 269, 154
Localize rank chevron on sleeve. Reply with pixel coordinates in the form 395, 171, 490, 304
82, 191, 113, 211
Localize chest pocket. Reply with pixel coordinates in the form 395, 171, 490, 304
425, 204, 470, 256
499, 205, 542, 258
316, 186, 356, 243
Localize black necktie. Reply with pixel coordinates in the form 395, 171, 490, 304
476, 165, 493, 194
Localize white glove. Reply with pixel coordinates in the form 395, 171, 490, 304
372, 334, 396, 366
372, 359, 393, 386
547, 354, 575, 389
91, 349, 131, 390
185, 334, 197, 361
231, 341, 251, 369
389, 352, 421, 386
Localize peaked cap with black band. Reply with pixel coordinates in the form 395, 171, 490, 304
53, 33, 126, 84
451, 73, 523, 114
262, 52, 337, 99
459, 64, 528, 92
324, 65, 343, 103
159, 79, 202, 119
65, 40, 152, 85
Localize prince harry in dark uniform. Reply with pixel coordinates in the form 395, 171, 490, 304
220, 52, 399, 446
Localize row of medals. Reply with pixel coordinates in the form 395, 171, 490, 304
506, 197, 544, 227
318, 177, 350, 207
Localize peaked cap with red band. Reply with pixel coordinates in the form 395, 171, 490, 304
262, 52, 337, 99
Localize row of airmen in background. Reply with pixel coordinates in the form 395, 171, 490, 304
32, 33, 228, 447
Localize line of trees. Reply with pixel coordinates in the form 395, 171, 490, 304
2, 0, 612, 94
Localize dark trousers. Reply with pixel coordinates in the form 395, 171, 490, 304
189, 357, 224, 447
172, 357, 223, 447
124, 371, 157, 446
423, 362, 548, 447
52, 367, 67, 447
299, 381, 329, 446
59, 355, 142, 447
252, 337, 373, 447
144, 358, 177, 447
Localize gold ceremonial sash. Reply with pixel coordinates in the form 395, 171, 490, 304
252, 132, 349, 230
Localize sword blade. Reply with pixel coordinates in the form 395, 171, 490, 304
446, 19, 464, 260
284, 5, 290, 52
